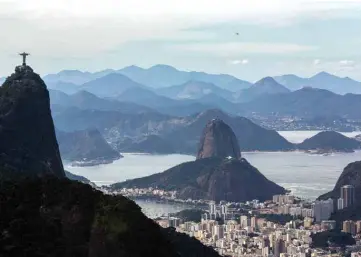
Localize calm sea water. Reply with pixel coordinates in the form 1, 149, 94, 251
66, 131, 361, 218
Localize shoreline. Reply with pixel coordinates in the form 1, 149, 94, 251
65, 149, 361, 168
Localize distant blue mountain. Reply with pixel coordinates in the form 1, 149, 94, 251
0, 77, 5, 85
46, 81, 79, 94
241, 87, 361, 119
44, 70, 95, 85
79, 73, 147, 97
236, 77, 290, 102
274, 71, 361, 94
117, 64, 252, 91
43, 65, 251, 92
156, 80, 234, 100
49, 89, 153, 114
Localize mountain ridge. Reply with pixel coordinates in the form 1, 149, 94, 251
236, 76, 290, 102
274, 71, 361, 94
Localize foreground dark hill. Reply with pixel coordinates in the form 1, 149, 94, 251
297, 131, 361, 152
0, 64, 221, 257
0, 65, 64, 177
0, 177, 220, 257
111, 119, 285, 202
56, 129, 122, 163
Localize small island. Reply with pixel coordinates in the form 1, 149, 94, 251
297, 131, 361, 154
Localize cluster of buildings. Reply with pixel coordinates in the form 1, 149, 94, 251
250, 114, 361, 132
155, 188, 361, 257
158, 200, 316, 257
107, 184, 361, 256
204, 201, 230, 221
276, 185, 356, 224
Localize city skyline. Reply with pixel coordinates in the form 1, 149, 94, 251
1, 0, 361, 81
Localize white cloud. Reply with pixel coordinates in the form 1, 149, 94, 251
3, 0, 361, 21
338, 60, 357, 71
0, 0, 361, 77
0, 0, 359, 59
313, 59, 321, 65
339, 60, 356, 66
171, 42, 317, 56
231, 59, 249, 65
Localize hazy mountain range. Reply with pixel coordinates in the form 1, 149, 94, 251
49, 84, 361, 120
42, 65, 361, 95
43, 65, 252, 92
274, 71, 361, 94
39, 64, 361, 121
240, 87, 361, 119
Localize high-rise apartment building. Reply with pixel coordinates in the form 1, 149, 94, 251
337, 198, 344, 210
251, 217, 257, 229
274, 238, 286, 257
240, 215, 250, 228
313, 199, 333, 222
343, 220, 357, 235
341, 185, 355, 208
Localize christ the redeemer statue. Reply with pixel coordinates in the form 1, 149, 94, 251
19, 52, 30, 66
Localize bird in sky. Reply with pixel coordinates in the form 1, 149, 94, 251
235, 32, 239, 36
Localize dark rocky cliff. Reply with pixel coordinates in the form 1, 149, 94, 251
197, 119, 241, 159
0, 65, 64, 177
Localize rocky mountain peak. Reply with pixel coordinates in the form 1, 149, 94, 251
0, 65, 65, 177
197, 119, 241, 160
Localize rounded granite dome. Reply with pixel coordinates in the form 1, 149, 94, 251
197, 119, 241, 160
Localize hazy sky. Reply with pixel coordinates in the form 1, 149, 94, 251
1, 0, 361, 81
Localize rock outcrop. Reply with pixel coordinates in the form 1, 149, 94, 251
0, 65, 64, 177
197, 119, 241, 159
318, 161, 361, 226
319, 161, 361, 200
111, 120, 285, 202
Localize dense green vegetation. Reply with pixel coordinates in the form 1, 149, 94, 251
311, 230, 355, 248
257, 214, 301, 225
0, 177, 220, 257
171, 209, 204, 223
